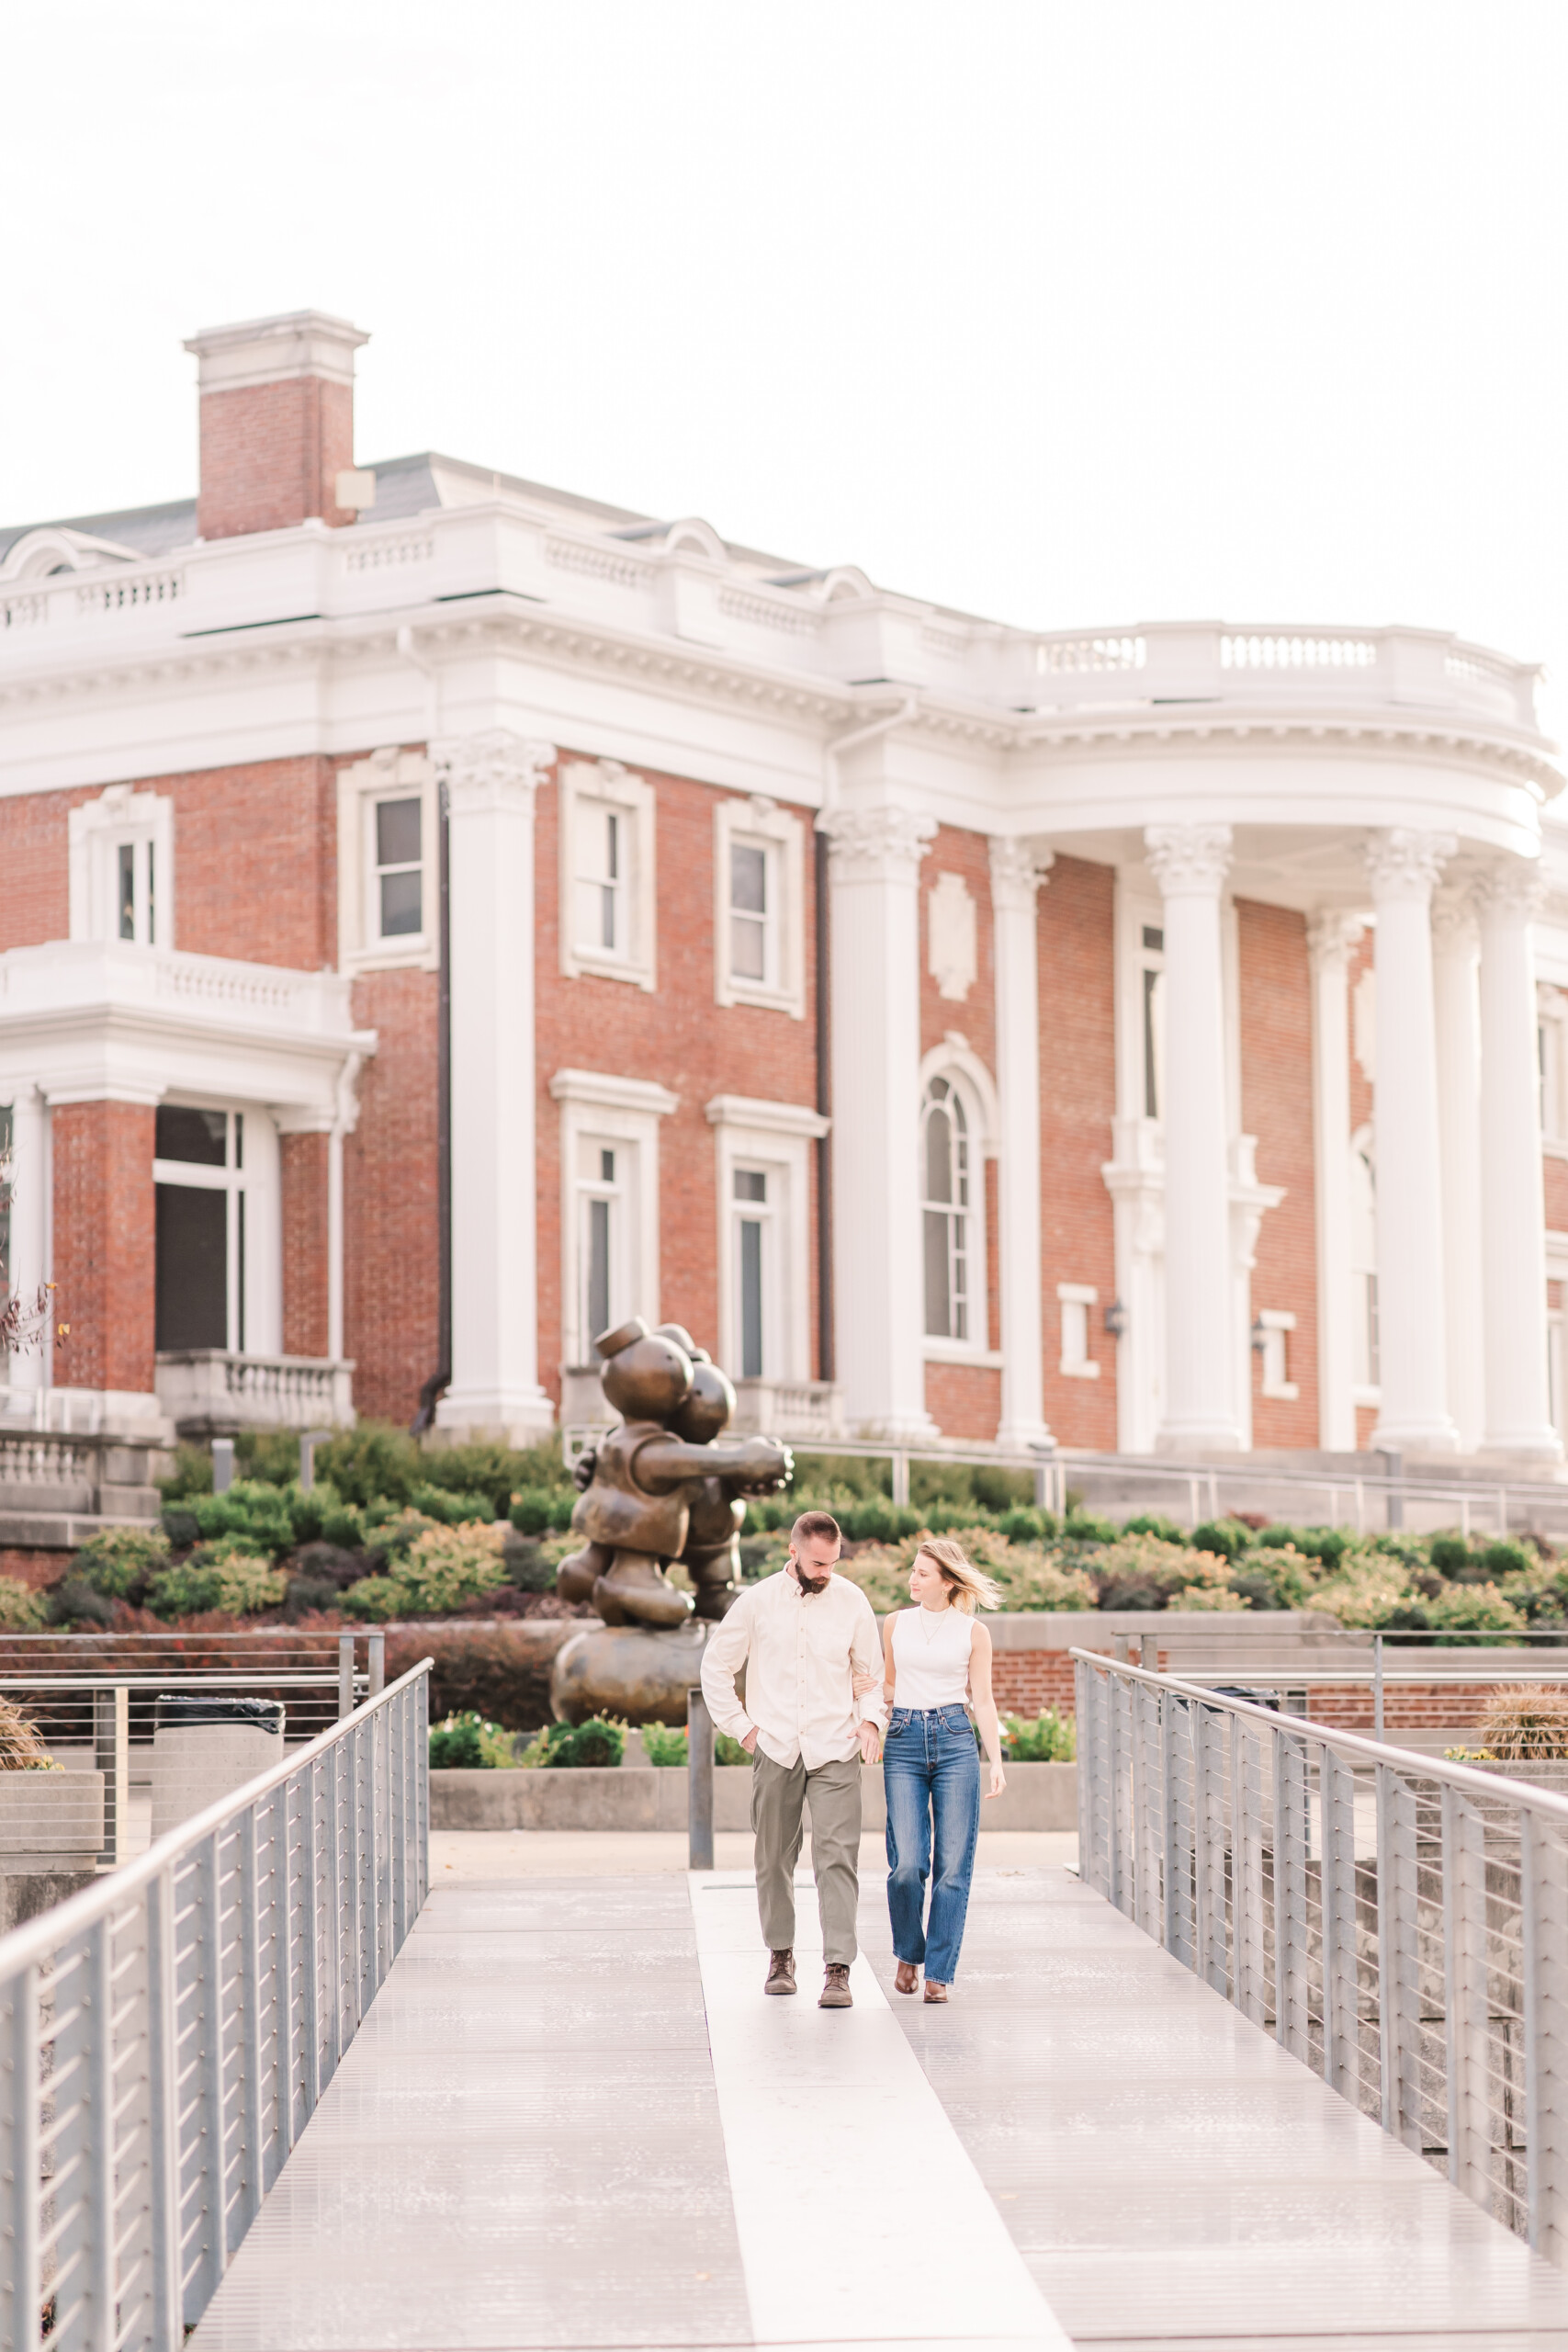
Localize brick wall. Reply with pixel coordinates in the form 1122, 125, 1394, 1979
1038, 856, 1118, 1445
344, 969, 440, 1424
51, 1102, 155, 1393
534, 761, 819, 1402
1546, 1155, 1568, 1231
925, 1363, 1002, 1441
1237, 899, 1318, 1446
0, 757, 338, 967
280, 1133, 330, 1358
197, 378, 355, 540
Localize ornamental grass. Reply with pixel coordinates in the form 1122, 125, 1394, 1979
1476, 1684, 1568, 1760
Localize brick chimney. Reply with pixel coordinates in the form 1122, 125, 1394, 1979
185, 310, 370, 540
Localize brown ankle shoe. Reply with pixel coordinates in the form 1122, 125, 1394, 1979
764, 1949, 796, 1996
818, 1963, 853, 2008
923, 1979, 949, 2004
894, 1961, 919, 1996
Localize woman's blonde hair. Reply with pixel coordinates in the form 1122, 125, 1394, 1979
915, 1537, 1003, 1616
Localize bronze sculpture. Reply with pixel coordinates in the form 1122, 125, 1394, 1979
556, 1317, 791, 1629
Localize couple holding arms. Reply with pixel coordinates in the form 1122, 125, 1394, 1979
700, 1510, 1006, 2007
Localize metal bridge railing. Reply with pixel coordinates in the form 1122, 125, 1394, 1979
1074, 1647, 1568, 2260
0, 1656, 432, 2352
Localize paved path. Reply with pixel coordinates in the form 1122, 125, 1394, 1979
191, 1864, 1568, 2352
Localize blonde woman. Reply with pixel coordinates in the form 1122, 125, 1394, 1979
860, 1538, 1007, 2003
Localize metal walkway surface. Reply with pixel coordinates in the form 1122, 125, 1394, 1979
188, 1865, 1568, 2352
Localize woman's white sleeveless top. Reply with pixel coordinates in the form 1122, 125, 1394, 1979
891, 1606, 976, 1710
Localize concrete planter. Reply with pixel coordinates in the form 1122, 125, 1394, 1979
0, 1770, 106, 1931
430, 1758, 1077, 1833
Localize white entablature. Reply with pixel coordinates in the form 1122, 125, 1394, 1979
0, 471, 1558, 865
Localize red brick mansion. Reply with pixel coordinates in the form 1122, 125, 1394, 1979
2, 311, 1564, 1468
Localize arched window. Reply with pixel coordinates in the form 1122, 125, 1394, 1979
922, 1075, 971, 1340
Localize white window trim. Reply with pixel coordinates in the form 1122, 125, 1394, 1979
559, 759, 657, 992
705, 1094, 826, 1381
1256, 1306, 1299, 1402
550, 1069, 678, 1365
917, 1046, 996, 1362
337, 748, 438, 976
69, 786, 175, 948
714, 794, 806, 1019
1057, 1281, 1100, 1380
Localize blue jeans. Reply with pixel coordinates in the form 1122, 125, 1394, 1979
883, 1704, 980, 1984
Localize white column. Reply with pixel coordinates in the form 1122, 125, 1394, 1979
1364, 828, 1459, 1453
823, 804, 938, 1440
1474, 862, 1560, 1456
1307, 915, 1362, 1451
988, 837, 1055, 1452
6, 1085, 46, 1397
1145, 824, 1242, 1452
434, 730, 557, 1440
1431, 893, 1485, 1451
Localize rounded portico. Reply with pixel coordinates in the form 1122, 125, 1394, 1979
827, 621, 1562, 1464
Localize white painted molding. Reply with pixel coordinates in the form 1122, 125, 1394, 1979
927, 870, 977, 1002
558, 759, 657, 992
917, 1037, 999, 1159
550, 1069, 681, 1117
704, 1093, 826, 1139
68, 786, 174, 950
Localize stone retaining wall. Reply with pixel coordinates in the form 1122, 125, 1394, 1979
430, 1758, 1078, 1834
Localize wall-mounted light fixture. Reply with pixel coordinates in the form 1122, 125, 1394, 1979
1103, 1298, 1128, 1340
1250, 1314, 1267, 1352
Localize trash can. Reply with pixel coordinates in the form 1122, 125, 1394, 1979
151, 1695, 286, 1841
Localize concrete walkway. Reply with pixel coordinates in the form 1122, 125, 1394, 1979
190, 1863, 1568, 2352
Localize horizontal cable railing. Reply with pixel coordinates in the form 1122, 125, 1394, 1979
1074, 1649, 1568, 2259
0, 1656, 431, 2352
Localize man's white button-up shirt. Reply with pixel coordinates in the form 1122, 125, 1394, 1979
699, 1567, 886, 1770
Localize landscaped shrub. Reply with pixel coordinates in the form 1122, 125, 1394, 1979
996, 1507, 1058, 1544
517, 1716, 626, 1768
1477, 1685, 1568, 1760
641, 1720, 689, 1767
1226, 1544, 1317, 1612
0, 1578, 46, 1632
69, 1524, 172, 1600
1122, 1514, 1190, 1545
428, 1712, 516, 1769
509, 1487, 577, 1536
1310, 1553, 1416, 1628
1423, 1581, 1526, 1633
163, 1480, 296, 1558
1091, 1535, 1233, 1611
1190, 1519, 1249, 1563
1064, 1511, 1120, 1545
147, 1548, 288, 1620
1001, 1707, 1076, 1762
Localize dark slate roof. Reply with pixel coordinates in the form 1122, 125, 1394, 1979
0, 498, 197, 566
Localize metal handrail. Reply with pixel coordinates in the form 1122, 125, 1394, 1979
1073, 1647, 1568, 2261
0, 1655, 432, 2352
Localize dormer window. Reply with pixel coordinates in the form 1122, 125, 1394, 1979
68, 786, 174, 949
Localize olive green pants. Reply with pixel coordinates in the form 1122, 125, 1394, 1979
750, 1748, 863, 1965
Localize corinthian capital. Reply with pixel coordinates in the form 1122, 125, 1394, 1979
434, 729, 558, 816
1471, 858, 1547, 928
822, 804, 936, 883
1429, 888, 1479, 952
1362, 827, 1456, 901
1306, 910, 1365, 974
987, 836, 1055, 913
1144, 823, 1232, 897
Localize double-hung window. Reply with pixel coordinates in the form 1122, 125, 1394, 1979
68, 786, 173, 948
922, 1076, 971, 1342
372, 796, 423, 940
336, 750, 438, 975
577, 1140, 625, 1353
713, 795, 805, 1016
732, 1167, 774, 1379
1139, 924, 1166, 1120
576, 805, 626, 961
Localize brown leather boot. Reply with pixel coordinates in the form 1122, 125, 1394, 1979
764, 1949, 796, 1996
894, 1961, 919, 1996
818, 1963, 853, 2008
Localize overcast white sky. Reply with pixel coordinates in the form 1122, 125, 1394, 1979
6, 3, 1566, 735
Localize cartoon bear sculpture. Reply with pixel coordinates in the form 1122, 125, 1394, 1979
668, 1352, 759, 1620
556, 1317, 791, 1629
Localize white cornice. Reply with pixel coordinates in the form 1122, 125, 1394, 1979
704, 1093, 829, 1138
548, 1068, 680, 1117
